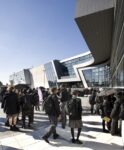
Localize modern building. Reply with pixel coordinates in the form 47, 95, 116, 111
9, 66, 49, 89
44, 51, 110, 88
9, 69, 31, 86
75, 0, 124, 88
30, 65, 49, 89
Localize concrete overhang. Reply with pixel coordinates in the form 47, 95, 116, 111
75, 0, 114, 65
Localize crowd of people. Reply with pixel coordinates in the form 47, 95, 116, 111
0, 86, 40, 131
0, 85, 124, 145
0, 85, 83, 144
89, 89, 124, 136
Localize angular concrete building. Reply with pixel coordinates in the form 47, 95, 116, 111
75, 0, 124, 88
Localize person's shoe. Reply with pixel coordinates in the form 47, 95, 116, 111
53, 133, 59, 139
76, 139, 83, 144
71, 138, 76, 143
22, 125, 26, 129
10, 126, 14, 131
103, 129, 109, 133
5, 121, 10, 127
12, 125, 19, 131
42, 136, 49, 143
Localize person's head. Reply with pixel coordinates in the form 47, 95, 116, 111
8, 86, 14, 93
27, 88, 32, 94
72, 90, 79, 97
117, 91, 123, 99
51, 87, 58, 94
60, 84, 66, 91
22, 88, 27, 94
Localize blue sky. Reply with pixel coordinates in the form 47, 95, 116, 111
0, 0, 89, 84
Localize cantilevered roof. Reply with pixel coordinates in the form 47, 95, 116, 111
75, 0, 114, 65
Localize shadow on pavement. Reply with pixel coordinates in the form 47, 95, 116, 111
84, 141, 123, 150
0, 117, 10, 132
46, 139, 123, 150
82, 125, 103, 133
83, 120, 102, 126
1, 145, 23, 150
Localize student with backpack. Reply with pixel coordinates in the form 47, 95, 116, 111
68, 90, 83, 144
42, 87, 61, 143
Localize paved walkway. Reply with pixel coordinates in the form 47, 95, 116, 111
0, 107, 124, 150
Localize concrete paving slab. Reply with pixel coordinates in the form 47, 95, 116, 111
0, 107, 124, 150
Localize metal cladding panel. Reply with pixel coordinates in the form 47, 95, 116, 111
76, 0, 114, 18
75, 3, 114, 65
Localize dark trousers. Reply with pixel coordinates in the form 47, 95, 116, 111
111, 119, 118, 135
43, 116, 58, 138
22, 113, 33, 127
91, 104, 94, 114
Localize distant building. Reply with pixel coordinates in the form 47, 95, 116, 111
9, 69, 31, 86
30, 65, 49, 89
9, 66, 49, 89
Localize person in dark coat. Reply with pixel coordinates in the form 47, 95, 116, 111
0, 86, 7, 103
42, 87, 61, 143
95, 94, 103, 115
119, 95, 124, 138
110, 92, 122, 135
89, 90, 96, 114
68, 90, 83, 144
102, 95, 113, 132
1, 87, 9, 126
3, 87, 20, 131
20, 89, 34, 128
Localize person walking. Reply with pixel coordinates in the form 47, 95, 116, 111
68, 90, 83, 144
60, 85, 70, 129
42, 87, 61, 143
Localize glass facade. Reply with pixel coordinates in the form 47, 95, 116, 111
44, 62, 57, 87
110, 0, 124, 87
44, 53, 93, 88
83, 65, 110, 87
45, 53, 110, 88
61, 53, 93, 78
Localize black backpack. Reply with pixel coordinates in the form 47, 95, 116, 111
43, 95, 53, 115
